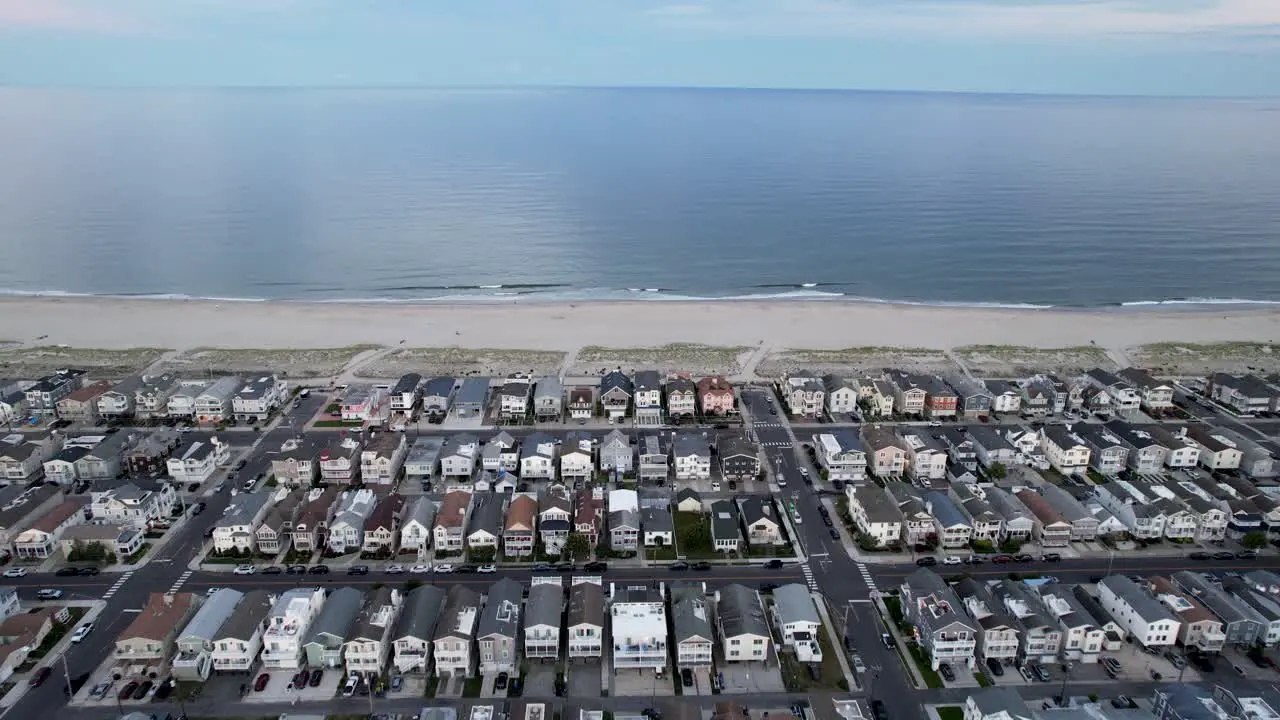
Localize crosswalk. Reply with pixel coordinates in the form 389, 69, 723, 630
101, 570, 134, 600
856, 562, 877, 592
168, 569, 193, 594
800, 562, 820, 592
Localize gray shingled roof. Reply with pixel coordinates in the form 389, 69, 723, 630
180, 588, 244, 642
641, 506, 674, 532
568, 582, 604, 628
671, 582, 713, 643
305, 587, 364, 645
718, 584, 769, 638
772, 584, 818, 625
394, 585, 446, 641
1099, 576, 1178, 624
478, 578, 522, 640
215, 590, 271, 642
525, 583, 563, 629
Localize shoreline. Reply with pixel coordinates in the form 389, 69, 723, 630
2, 297, 1278, 353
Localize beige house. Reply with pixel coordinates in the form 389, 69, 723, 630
55, 380, 113, 422
115, 592, 199, 667
861, 426, 908, 478
12, 498, 86, 559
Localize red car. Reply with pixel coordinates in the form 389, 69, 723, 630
992, 555, 1014, 564
254, 673, 271, 692
28, 667, 52, 687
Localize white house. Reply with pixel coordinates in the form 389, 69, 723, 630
231, 376, 287, 423
211, 590, 272, 673
434, 490, 472, 551
1096, 576, 1181, 648
399, 496, 436, 555
344, 587, 402, 675
391, 585, 446, 674
781, 371, 824, 418
521, 432, 559, 480
194, 376, 241, 423
440, 434, 480, 478
1040, 426, 1091, 476
672, 583, 713, 670
212, 491, 275, 553
327, 488, 378, 554
498, 377, 532, 420
899, 431, 948, 481
524, 580, 564, 661
610, 584, 668, 671
846, 484, 904, 548
341, 384, 388, 423
1184, 426, 1245, 471
813, 431, 867, 482
167, 437, 229, 484
673, 433, 711, 481
823, 375, 858, 415
89, 482, 176, 529
568, 578, 605, 660
559, 432, 595, 481
260, 587, 327, 670
985, 380, 1023, 414
716, 584, 772, 663
433, 586, 481, 677
359, 432, 408, 485
771, 584, 824, 663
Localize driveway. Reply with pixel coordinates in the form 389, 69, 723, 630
718, 662, 785, 693
568, 660, 602, 698
526, 664, 557, 697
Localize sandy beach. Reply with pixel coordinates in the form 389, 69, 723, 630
1, 297, 1277, 355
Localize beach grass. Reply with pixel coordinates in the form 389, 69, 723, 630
761, 346, 951, 376
0, 345, 169, 376
953, 344, 1112, 374
574, 343, 751, 375
360, 346, 567, 378
161, 344, 380, 378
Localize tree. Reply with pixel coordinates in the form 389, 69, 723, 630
564, 534, 590, 561
1242, 531, 1268, 550
988, 462, 1008, 479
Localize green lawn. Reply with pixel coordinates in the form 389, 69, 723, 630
25, 606, 87, 662
313, 419, 363, 428
673, 512, 719, 559
123, 542, 152, 564
906, 643, 943, 689
462, 677, 483, 697
778, 625, 846, 691
647, 544, 678, 561
937, 707, 964, 720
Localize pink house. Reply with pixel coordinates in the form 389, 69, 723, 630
697, 376, 736, 416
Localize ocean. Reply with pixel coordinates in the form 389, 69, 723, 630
0, 87, 1278, 309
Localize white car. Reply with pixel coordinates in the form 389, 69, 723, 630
800, 467, 809, 477
433, 564, 454, 574
941, 556, 962, 566
2, 567, 26, 578
233, 565, 256, 575
477, 564, 497, 574
385, 564, 406, 574
35, 589, 63, 600
206, 587, 225, 596
70, 622, 94, 643
928, 420, 943, 427
409, 564, 432, 574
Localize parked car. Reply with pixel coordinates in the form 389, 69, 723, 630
1213, 551, 1235, 560
851, 654, 867, 674
132, 681, 153, 700
1041, 553, 1061, 562
584, 561, 608, 572
254, 673, 271, 692
1032, 664, 1050, 682
410, 564, 432, 574
54, 567, 78, 577
829, 528, 840, 540
916, 556, 937, 566
478, 564, 497, 573
765, 559, 784, 569
118, 682, 139, 700
233, 565, 256, 575
309, 669, 324, 687
76, 566, 101, 576
681, 668, 694, 687
495, 672, 509, 690
308, 565, 330, 574
992, 555, 1014, 564
153, 677, 174, 700
692, 561, 712, 571
2, 567, 26, 578
939, 664, 955, 682
457, 564, 479, 573
881, 633, 896, 649
29, 667, 52, 687
986, 657, 1005, 676
385, 564, 406, 574
870, 701, 889, 720
941, 556, 962, 565
1237, 550, 1259, 559
347, 565, 369, 575
70, 622, 95, 643
1189, 551, 1211, 560
1014, 553, 1035, 563
287, 564, 307, 574
669, 560, 689, 571
261, 566, 282, 575
433, 564, 454, 574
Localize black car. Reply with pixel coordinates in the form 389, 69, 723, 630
1014, 553, 1035, 563
534, 562, 553, 571
153, 677, 174, 700
765, 559, 784, 569
118, 682, 139, 700
584, 561, 608, 572
829, 528, 840, 540
309, 669, 323, 687
669, 560, 689, 571
986, 657, 1005, 676
916, 556, 937, 566
347, 565, 370, 575
1213, 551, 1235, 560
1189, 551, 1211, 560
495, 672, 509, 690
457, 564, 479, 574
760, 582, 779, 592
308, 565, 330, 574
822, 516, 833, 527
287, 564, 307, 574
78, 566, 100, 576
190, 502, 205, 515
939, 664, 955, 682
556, 562, 576, 572
870, 701, 889, 720
132, 680, 153, 700
55, 567, 79, 576
261, 566, 282, 575
235, 459, 247, 470
1041, 553, 1061, 562
818, 505, 830, 517
681, 668, 693, 687
692, 561, 711, 571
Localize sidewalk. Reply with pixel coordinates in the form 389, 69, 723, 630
872, 595, 928, 690
1, 599, 106, 709
811, 592, 855, 691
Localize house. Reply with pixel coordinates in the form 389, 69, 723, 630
771, 583, 823, 662
404, 436, 444, 479
1224, 578, 1280, 646
529, 376, 563, 421
212, 491, 275, 553
609, 489, 640, 551
193, 376, 241, 423
477, 578, 522, 673
984, 380, 1022, 414
925, 491, 972, 548
0, 388, 24, 428
738, 496, 782, 547
669, 582, 713, 670
360, 432, 407, 485
0, 433, 63, 481
231, 375, 287, 423
399, 496, 437, 556
947, 376, 993, 417
1003, 425, 1047, 467
260, 587, 327, 669
1038, 483, 1100, 541
304, 586, 363, 669
318, 435, 363, 484
525, 580, 564, 661
568, 578, 605, 660
900, 569, 978, 670
210, 590, 271, 673
173, 588, 244, 680
90, 482, 176, 529
467, 493, 504, 551
124, 429, 181, 476
345, 587, 402, 675
498, 377, 532, 420
271, 436, 320, 487
11, 498, 86, 559
718, 433, 760, 482
1183, 425, 1245, 471
600, 371, 633, 419
953, 578, 1020, 664
709, 500, 741, 552
676, 488, 704, 514
55, 379, 111, 422
1073, 424, 1129, 477
42, 446, 88, 485
361, 494, 405, 554
641, 505, 674, 547
884, 371, 928, 416
538, 487, 573, 556
610, 584, 668, 671
599, 430, 633, 474
823, 375, 859, 415
673, 432, 711, 481
327, 488, 378, 554
1101, 420, 1172, 472
900, 431, 949, 482
884, 483, 938, 547
568, 388, 595, 420
637, 434, 670, 483
56, 522, 126, 559
166, 383, 205, 419
411, 376, 452, 421
697, 376, 736, 416
23, 369, 84, 416
861, 426, 908, 478
1117, 368, 1176, 412
967, 427, 1018, 470
0, 485, 61, 550
1014, 490, 1072, 547
255, 492, 301, 555
666, 376, 698, 420
1172, 571, 1266, 646
0, 606, 63, 685
1033, 584, 1107, 662
560, 431, 595, 481
813, 431, 867, 482
633, 370, 664, 426
1094, 482, 1169, 539
94, 376, 142, 419
991, 579, 1063, 663
1207, 428, 1276, 479
291, 487, 340, 553
1096, 575, 1180, 648
1083, 368, 1141, 416
1208, 373, 1278, 415
167, 436, 229, 484
781, 370, 824, 417
519, 432, 558, 480
440, 434, 480, 478
391, 585, 446, 674
503, 494, 537, 557
341, 384, 388, 423
846, 484, 904, 548
950, 485, 1003, 543
433, 585, 482, 677
717, 584, 771, 662
1149, 576, 1227, 654
133, 374, 180, 419
385, 373, 422, 415
1040, 426, 1090, 475
963, 688, 1034, 720
114, 592, 199, 665
575, 488, 605, 545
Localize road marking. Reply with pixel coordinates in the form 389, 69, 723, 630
169, 569, 194, 593
800, 562, 819, 592
101, 570, 134, 600
850, 599, 873, 604
856, 562, 877, 592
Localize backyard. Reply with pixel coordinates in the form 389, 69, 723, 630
777, 621, 846, 692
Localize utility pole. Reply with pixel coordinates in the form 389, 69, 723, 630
59, 651, 73, 699
1057, 661, 1073, 706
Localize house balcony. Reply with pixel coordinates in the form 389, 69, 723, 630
527, 642, 560, 658
1195, 630, 1227, 653
569, 642, 602, 657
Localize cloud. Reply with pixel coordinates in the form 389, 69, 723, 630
0, 0, 146, 33
644, 0, 1280, 38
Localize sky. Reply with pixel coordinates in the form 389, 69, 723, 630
0, 0, 1278, 96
